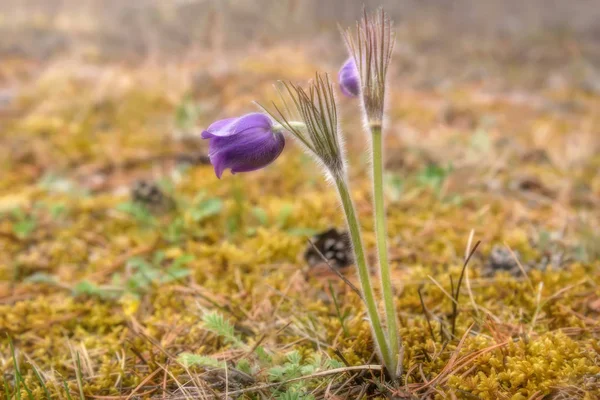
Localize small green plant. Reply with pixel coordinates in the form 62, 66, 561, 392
116, 201, 156, 226
11, 208, 37, 239
201, 311, 245, 348
417, 163, 453, 195
30, 252, 193, 300
162, 216, 185, 243
190, 196, 223, 222
116, 252, 192, 297
178, 311, 245, 369
179, 312, 344, 397
277, 390, 315, 400
268, 352, 344, 397
248, 203, 312, 236
174, 95, 201, 133
251, 206, 269, 226
268, 352, 343, 382
384, 172, 404, 202
72, 280, 119, 298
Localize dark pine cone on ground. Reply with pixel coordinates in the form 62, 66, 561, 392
304, 228, 353, 269
131, 180, 175, 213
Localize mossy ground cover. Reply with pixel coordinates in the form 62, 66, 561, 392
1, 44, 600, 399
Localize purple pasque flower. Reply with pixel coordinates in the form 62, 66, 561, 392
338, 57, 360, 97
201, 113, 285, 178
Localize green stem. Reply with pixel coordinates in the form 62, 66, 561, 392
371, 125, 400, 375
333, 172, 394, 374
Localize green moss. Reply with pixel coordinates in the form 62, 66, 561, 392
1, 55, 600, 399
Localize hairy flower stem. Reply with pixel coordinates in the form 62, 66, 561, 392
371, 123, 400, 375
332, 171, 395, 375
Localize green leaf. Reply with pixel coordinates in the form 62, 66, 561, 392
24, 272, 58, 284
163, 217, 185, 243
152, 251, 166, 265
72, 281, 117, 298
277, 390, 315, 400
384, 172, 404, 202
252, 207, 269, 225
191, 198, 223, 222
236, 359, 252, 375
255, 346, 272, 364
161, 265, 190, 283
160, 254, 193, 283
202, 312, 244, 347
276, 204, 294, 227
171, 254, 194, 268
116, 201, 155, 225
126, 257, 153, 271
286, 351, 302, 365
11, 208, 37, 239
324, 359, 344, 369
49, 203, 67, 219
174, 96, 201, 131
417, 163, 453, 193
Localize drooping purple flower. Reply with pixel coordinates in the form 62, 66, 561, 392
338, 58, 360, 98
201, 113, 285, 178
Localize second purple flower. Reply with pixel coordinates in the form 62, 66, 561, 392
338, 57, 360, 98
201, 113, 285, 178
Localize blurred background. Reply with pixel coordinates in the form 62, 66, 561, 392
1, 0, 599, 243
1, 0, 599, 89
1, 0, 599, 214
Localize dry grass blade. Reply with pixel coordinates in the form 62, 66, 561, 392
223, 365, 383, 397
124, 368, 161, 400
504, 243, 534, 292
451, 240, 481, 335
417, 286, 436, 341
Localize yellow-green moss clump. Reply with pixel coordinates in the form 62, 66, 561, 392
1, 51, 600, 399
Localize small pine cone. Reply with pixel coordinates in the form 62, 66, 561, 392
483, 245, 523, 277
304, 228, 353, 269
131, 180, 175, 213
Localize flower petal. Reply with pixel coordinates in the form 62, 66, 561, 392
230, 113, 272, 135
202, 117, 238, 138
338, 58, 360, 97
208, 129, 284, 178
230, 132, 285, 174
201, 113, 272, 139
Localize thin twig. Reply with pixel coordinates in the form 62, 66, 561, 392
451, 240, 481, 336
417, 286, 436, 341
307, 238, 364, 301
504, 243, 534, 292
